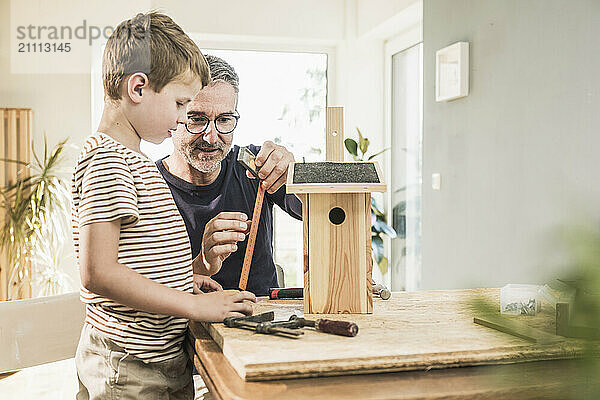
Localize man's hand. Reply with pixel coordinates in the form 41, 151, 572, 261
193, 274, 223, 294
252, 141, 295, 194
198, 212, 251, 275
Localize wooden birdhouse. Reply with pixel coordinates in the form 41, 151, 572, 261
286, 107, 386, 314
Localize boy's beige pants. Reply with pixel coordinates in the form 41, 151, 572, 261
75, 323, 194, 400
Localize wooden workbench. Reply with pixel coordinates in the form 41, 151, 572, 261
189, 289, 599, 399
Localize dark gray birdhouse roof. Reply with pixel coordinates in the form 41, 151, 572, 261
286, 161, 386, 194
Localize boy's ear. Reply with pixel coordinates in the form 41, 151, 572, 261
126, 73, 149, 104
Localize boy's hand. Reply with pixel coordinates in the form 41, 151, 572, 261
191, 290, 256, 322
193, 274, 222, 294
200, 212, 251, 275
250, 141, 294, 194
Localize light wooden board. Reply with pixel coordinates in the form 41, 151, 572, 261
325, 106, 344, 162
200, 289, 595, 382
298, 194, 310, 312
307, 192, 371, 313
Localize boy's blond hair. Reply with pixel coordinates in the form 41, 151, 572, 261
103, 11, 210, 101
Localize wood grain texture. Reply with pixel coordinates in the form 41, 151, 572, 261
197, 289, 595, 382
0, 110, 6, 301
0, 108, 33, 300
6, 110, 17, 186
286, 181, 387, 194
365, 193, 373, 313
307, 193, 370, 313
190, 321, 599, 400
325, 107, 344, 162
17, 109, 32, 299
0, 108, 32, 300
298, 193, 310, 312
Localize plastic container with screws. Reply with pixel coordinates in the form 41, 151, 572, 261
500, 284, 542, 316
538, 280, 576, 310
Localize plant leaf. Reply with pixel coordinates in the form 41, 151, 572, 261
377, 256, 389, 275
356, 127, 369, 156
344, 138, 358, 157
370, 197, 384, 216
367, 148, 389, 160
357, 127, 364, 143
360, 138, 370, 156
375, 218, 397, 239
372, 235, 384, 263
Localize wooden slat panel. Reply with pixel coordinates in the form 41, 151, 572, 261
0, 108, 32, 300
0, 110, 7, 301
6, 110, 17, 186
325, 107, 344, 162
17, 109, 32, 299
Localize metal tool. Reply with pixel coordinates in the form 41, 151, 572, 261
237, 146, 260, 178
224, 311, 304, 338
372, 280, 391, 300
224, 311, 359, 338
286, 315, 359, 337
236, 147, 266, 291
268, 283, 390, 301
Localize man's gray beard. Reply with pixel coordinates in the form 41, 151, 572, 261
185, 143, 232, 174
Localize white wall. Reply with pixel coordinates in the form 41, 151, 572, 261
153, 0, 345, 41
357, 0, 419, 38
422, 0, 600, 289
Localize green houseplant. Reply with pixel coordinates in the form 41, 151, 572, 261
344, 128, 397, 275
0, 137, 72, 299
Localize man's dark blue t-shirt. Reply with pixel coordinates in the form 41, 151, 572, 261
156, 144, 302, 296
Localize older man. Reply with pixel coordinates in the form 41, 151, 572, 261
156, 55, 302, 296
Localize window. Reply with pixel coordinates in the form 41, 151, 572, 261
389, 43, 423, 291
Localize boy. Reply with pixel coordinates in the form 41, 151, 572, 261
72, 12, 255, 399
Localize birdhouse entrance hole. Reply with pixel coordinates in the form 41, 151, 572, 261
329, 207, 346, 225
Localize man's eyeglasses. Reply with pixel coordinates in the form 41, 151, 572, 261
185, 113, 240, 135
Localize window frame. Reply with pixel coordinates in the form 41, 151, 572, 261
383, 25, 422, 291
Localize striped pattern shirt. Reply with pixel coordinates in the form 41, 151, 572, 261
72, 132, 194, 363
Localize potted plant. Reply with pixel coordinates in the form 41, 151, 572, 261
344, 128, 397, 275
1, 137, 72, 299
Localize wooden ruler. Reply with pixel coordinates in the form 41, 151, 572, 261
238, 182, 266, 290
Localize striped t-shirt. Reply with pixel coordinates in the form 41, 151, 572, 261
72, 132, 194, 363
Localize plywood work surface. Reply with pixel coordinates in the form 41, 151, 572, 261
196, 289, 592, 382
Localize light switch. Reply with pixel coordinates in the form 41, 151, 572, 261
432, 173, 441, 190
